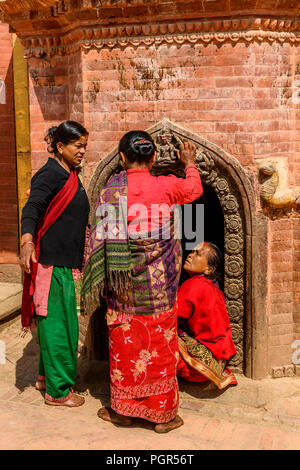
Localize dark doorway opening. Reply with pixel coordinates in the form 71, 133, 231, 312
180, 183, 224, 291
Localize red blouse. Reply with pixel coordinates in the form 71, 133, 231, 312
126, 165, 203, 232
177, 275, 237, 361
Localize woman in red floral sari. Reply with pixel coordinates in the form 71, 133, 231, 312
83, 130, 203, 432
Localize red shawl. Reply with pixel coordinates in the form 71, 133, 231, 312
177, 275, 236, 361
21, 169, 78, 329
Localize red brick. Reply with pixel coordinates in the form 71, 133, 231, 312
0, 24, 18, 263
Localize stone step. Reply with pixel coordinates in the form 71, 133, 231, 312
0, 264, 22, 283
0, 282, 23, 329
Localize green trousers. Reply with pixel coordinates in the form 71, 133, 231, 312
37, 267, 78, 399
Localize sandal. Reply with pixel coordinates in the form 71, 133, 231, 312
45, 392, 85, 407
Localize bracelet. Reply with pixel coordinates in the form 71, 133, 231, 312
21, 241, 35, 248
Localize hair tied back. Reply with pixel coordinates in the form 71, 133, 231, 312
132, 138, 155, 157
133, 139, 152, 146
45, 126, 58, 144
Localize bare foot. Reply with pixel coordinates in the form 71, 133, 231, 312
97, 406, 133, 426
45, 392, 85, 407
154, 415, 184, 433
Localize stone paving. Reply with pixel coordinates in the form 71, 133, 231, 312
1, 318, 300, 450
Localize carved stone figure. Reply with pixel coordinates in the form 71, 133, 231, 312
153, 126, 183, 169
259, 162, 300, 208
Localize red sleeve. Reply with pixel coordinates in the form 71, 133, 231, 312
165, 165, 203, 205
177, 280, 195, 320
179, 277, 237, 361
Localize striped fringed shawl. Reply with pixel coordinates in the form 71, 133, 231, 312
82, 170, 182, 316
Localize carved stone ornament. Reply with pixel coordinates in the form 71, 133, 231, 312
225, 299, 244, 323
2, 0, 300, 58
259, 161, 300, 210
21, 25, 300, 58
87, 119, 248, 371
153, 124, 183, 170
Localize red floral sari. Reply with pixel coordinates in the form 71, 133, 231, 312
107, 302, 179, 423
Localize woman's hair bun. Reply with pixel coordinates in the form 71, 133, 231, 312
44, 126, 58, 152
132, 138, 155, 157
119, 130, 156, 163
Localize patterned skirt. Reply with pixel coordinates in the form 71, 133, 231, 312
107, 302, 179, 424
177, 331, 238, 390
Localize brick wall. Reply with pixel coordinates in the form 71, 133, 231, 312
28, 56, 70, 172
294, 216, 300, 336
269, 219, 295, 368
28, 52, 85, 172
28, 41, 300, 177
26, 38, 300, 374
0, 24, 18, 264
80, 41, 297, 169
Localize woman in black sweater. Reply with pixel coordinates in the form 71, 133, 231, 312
20, 121, 90, 407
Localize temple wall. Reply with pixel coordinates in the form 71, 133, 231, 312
28, 51, 85, 173
293, 217, 300, 362
0, 24, 18, 266
28, 56, 69, 173
24, 36, 300, 376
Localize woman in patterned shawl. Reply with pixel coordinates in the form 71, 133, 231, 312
83, 130, 202, 433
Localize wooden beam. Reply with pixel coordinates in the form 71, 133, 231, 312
0, 0, 58, 15
12, 34, 32, 245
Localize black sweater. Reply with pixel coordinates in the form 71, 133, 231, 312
21, 158, 90, 269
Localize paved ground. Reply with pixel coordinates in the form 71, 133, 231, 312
1, 318, 300, 451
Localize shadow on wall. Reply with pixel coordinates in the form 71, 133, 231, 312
0, 55, 19, 259
28, 52, 84, 122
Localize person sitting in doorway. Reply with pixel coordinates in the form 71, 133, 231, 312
177, 241, 238, 390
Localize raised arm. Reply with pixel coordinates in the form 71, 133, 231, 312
170, 141, 203, 205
